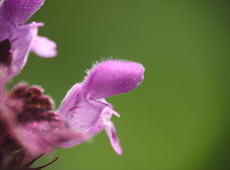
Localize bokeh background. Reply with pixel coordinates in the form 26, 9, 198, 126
10, 0, 230, 170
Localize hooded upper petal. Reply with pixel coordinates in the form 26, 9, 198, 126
0, 0, 45, 25
58, 60, 144, 154
59, 60, 144, 125
83, 60, 145, 99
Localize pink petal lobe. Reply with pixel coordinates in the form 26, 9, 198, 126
31, 36, 57, 58
104, 120, 122, 155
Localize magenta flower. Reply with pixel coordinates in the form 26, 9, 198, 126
0, 60, 144, 169
58, 60, 144, 155
0, 0, 145, 169
0, 0, 56, 81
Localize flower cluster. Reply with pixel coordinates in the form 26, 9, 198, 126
0, 0, 144, 169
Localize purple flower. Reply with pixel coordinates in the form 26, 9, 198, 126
0, 1, 145, 169
0, 0, 57, 81
58, 60, 144, 155
0, 59, 144, 168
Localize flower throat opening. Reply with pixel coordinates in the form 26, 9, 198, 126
0, 39, 12, 66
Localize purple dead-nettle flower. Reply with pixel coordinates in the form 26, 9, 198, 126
0, 0, 56, 82
0, 59, 144, 169
0, 0, 145, 169
58, 60, 145, 155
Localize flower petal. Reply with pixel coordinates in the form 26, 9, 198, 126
0, 21, 39, 78
58, 60, 144, 153
10, 22, 39, 77
104, 120, 122, 155
15, 118, 81, 156
0, 0, 45, 25
4, 83, 85, 156
83, 60, 145, 99
31, 36, 57, 58
58, 84, 112, 148
59, 83, 105, 132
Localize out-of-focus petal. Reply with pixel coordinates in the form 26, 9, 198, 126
0, 21, 55, 79
0, 21, 38, 78
0, 0, 45, 25
83, 60, 145, 99
14, 118, 81, 156
31, 36, 57, 58
5, 83, 85, 156
9, 22, 39, 77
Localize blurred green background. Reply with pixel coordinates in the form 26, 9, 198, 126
10, 0, 230, 170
